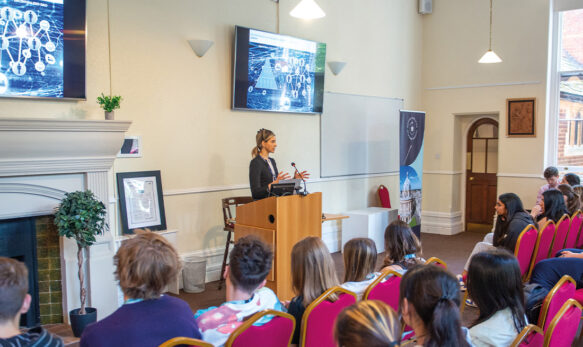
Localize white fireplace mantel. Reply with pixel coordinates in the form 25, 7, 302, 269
0, 117, 131, 322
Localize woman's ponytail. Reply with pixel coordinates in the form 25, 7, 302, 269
426, 297, 466, 347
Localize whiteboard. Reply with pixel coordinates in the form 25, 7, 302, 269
321, 92, 402, 177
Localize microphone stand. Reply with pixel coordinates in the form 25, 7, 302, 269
291, 162, 309, 196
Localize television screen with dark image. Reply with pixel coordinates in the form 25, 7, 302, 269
0, 0, 86, 99
233, 26, 326, 114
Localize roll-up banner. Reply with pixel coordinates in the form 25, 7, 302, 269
400, 110, 425, 239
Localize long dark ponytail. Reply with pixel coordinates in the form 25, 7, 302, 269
400, 265, 470, 347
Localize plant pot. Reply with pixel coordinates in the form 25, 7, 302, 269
69, 307, 97, 337
104, 111, 114, 120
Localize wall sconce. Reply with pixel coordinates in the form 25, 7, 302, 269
327, 61, 347, 75
188, 39, 214, 57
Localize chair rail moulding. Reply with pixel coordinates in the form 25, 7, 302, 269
0, 118, 132, 176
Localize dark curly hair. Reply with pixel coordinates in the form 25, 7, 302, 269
228, 236, 273, 293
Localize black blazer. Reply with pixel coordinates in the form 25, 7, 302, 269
249, 156, 278, 200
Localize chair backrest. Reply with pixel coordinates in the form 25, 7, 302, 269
378, 184, 391, 208
543, 299, 583, 347
509, 324, 544, 347
538, 275, 576, 331
424, 257, 448, 269
513, 224, 538, 280
526, 220, 556, 281
225, 309, 295, 347
158, 337, 213, 347
550, 214, 570, 257
363, 269, 402, 311
222, 196, 253, 230
565, 210, 582, 249
577, 214, 583, 248
301, 286, 357, 347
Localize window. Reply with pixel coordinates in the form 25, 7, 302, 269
548, 7, 583, 172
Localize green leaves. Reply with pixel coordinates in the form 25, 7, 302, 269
96, 93, 122, 112
54, 190, 107, 248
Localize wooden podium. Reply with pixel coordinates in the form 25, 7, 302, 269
235, 192, 322, 300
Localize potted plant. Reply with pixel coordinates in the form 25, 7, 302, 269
54, 190, 107, 337
96, 93, 122, 120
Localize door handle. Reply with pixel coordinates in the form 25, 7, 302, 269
469, 177, 475, 181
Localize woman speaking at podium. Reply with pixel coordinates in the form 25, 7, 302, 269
249, 128, 309, 200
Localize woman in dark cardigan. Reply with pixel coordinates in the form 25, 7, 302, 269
249, 129, 308, 200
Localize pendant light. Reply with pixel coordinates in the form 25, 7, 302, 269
478, 0, 502, 64
290, 0, 325, 20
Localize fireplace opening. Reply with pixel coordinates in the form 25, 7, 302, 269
0, 216, 63, 327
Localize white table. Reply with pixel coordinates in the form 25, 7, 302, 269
341, 207, 398, 253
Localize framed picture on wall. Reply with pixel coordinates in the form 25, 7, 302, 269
117, 136, 142, 158
116, 170, 167, 234
507, 98, 536, 137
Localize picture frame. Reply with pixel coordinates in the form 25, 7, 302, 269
116, 170, 166, 234
507, 98, 536, 137
117, 136, 142, 158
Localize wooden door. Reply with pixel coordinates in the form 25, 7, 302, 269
466, 119, 498, 227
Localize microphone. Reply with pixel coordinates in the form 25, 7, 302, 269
291, 162, 309, 196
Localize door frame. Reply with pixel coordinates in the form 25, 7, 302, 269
464, 117, 499, 229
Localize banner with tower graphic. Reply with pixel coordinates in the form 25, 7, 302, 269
400, 111, 425, 239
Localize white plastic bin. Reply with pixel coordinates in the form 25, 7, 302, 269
182, 256, 206, 293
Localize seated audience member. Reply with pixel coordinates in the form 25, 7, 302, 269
334, 300, 400, 347
535, 166, 560, 206
561, 172, 581, 186
0, 257, 63, 347
531, 189, 569, 229
340, 238, 381, 300
467, 250, 527, 347
530, 249, 583, 292
557, 184, 581, 215
572, 184, 583, 206
195, 236, 283, 347
287, 236, 339, 345
380, 220, 424, 274
81, 232, 199, 347
400, 265, 472, 347
459, 193, 533, 285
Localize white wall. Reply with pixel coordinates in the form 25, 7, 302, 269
420, 0, 551, 233
1, 0, 424, 254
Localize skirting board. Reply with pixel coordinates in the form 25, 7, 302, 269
420, 211, 464, 235
184, 224, 344, 286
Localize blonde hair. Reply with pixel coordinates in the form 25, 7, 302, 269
291, 237, 339, 306
343, 238, 377, 283
115, 230, 181, 300
334, 300, 401, 347
251, 128, 275, 157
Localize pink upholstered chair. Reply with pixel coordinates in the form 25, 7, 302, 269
425, 257, 448, 269
158, 337, 213, 347
363, 269, 402, 310
225, 309, 295, 347
549, 214, 570, 257
509, 324, 544, 347
543, 299, 583, 347
300, 286, 357, 347
574, 288, 583, 306
565, 210, 582, 249
525, 220, 556, 281
538, 275, 576, 332
378, 184, 391, 208
513, 224, 537, 280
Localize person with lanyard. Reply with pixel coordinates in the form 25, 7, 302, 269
249, 128, 309, 200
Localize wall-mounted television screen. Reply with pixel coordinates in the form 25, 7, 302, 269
0, 0, 86, 100
233, 26, 326, 114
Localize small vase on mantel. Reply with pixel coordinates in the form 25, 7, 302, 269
105, 111, 114, 120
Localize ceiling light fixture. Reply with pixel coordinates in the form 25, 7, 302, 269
478, 0, 502, 64
290, 0, 325, 20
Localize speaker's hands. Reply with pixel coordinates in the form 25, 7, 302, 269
294, 170, 310, 180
